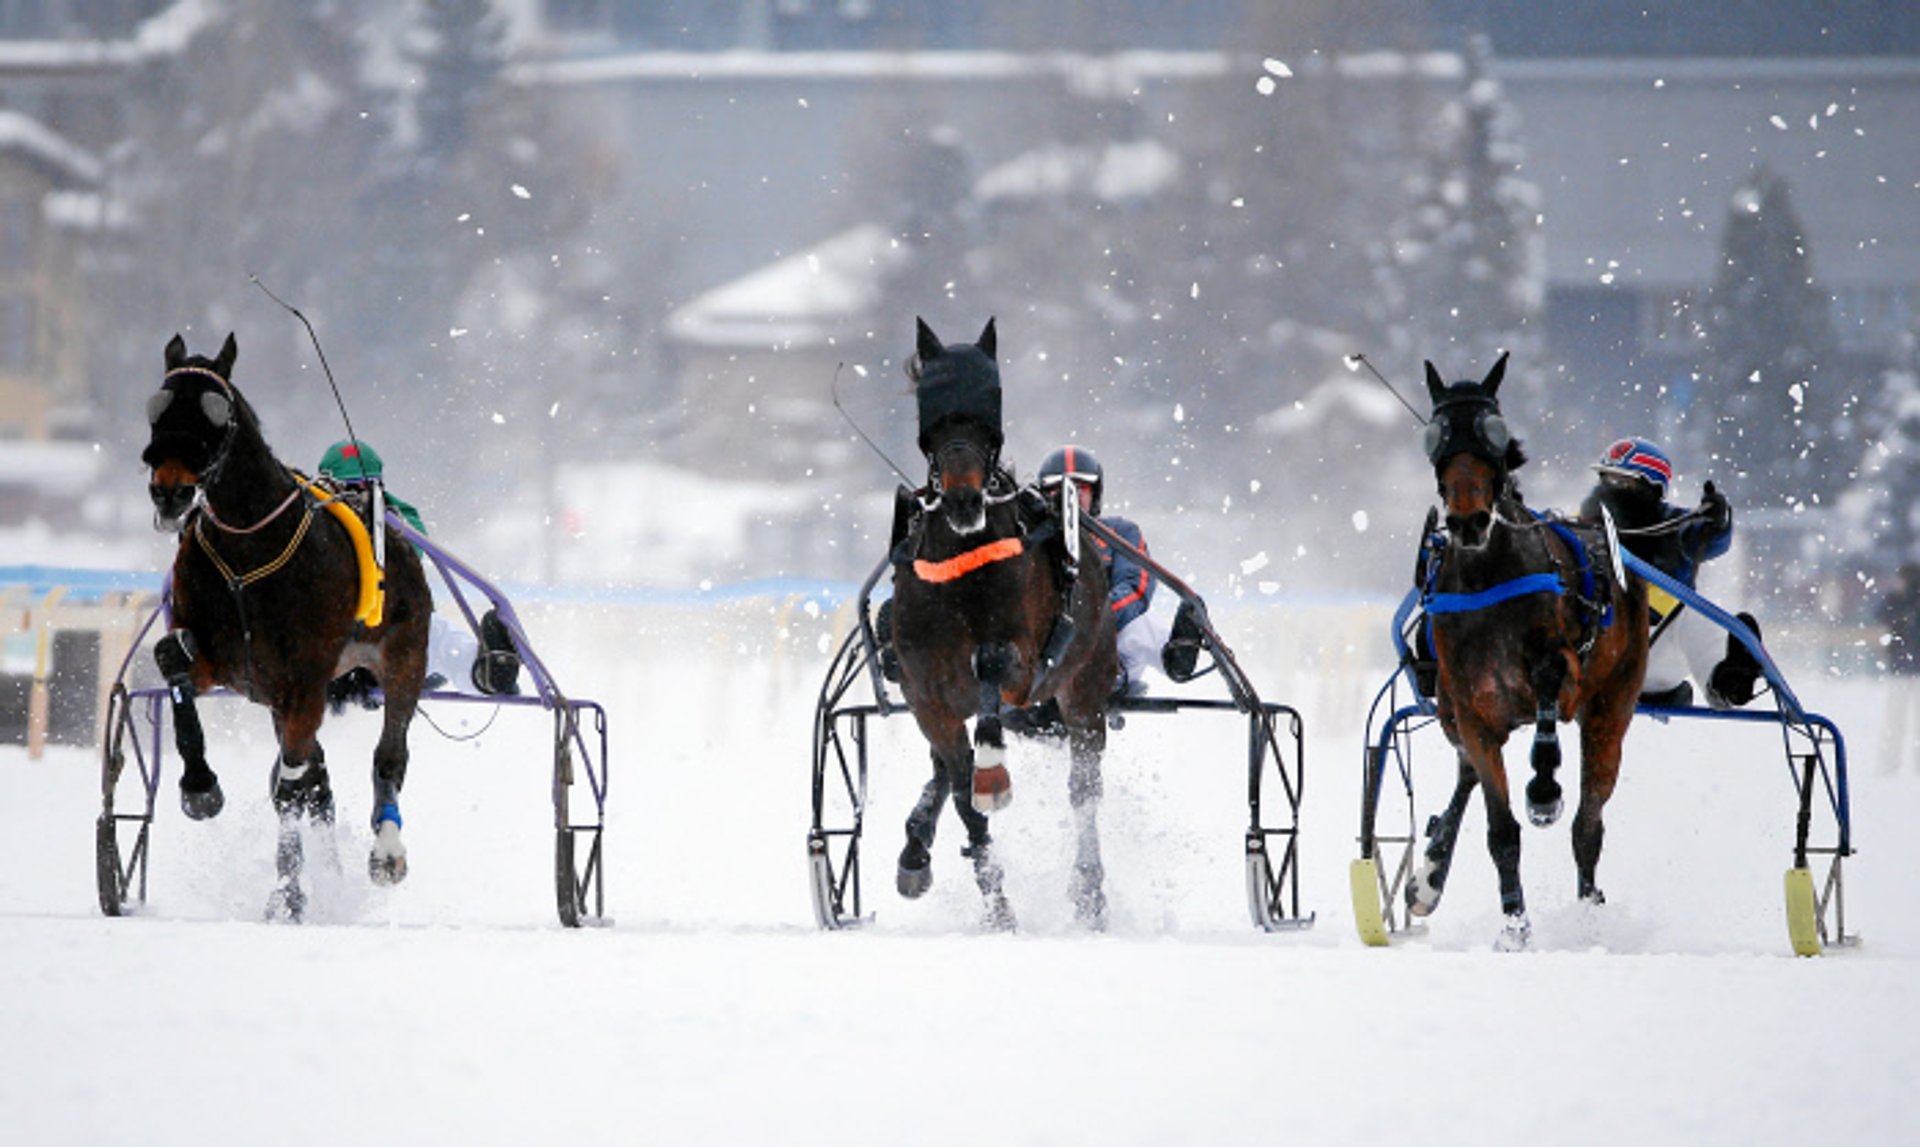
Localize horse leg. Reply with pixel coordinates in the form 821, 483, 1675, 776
1407, 753, 1478, 917
952, 775, 1014, 932
155, 630, 224, 819
1573, 702, 1631, 905
1525, 654, 1569, 826
1068, 726, 1107, 930
1473, 738, 1531, 950
265, 701, 332, 922
367, 691, 416, 885
969, 642, 1014, 812
897, 752, 953, 899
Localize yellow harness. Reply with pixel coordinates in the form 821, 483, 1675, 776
293, 473, 386, 628
1647, 583, 1680, 626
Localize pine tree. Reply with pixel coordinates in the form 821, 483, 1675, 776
1837, 337, 1920, 574
1698, 166, 1839, 507
1393, 37, 1545, 423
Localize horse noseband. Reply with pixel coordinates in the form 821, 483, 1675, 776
929, 438, 997, 489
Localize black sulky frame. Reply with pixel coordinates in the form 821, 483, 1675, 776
808, 519, 1313, 933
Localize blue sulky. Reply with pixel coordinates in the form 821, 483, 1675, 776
1352, 550, 1854, 956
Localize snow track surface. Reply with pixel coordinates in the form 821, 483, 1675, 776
3, 598, 1916, 1144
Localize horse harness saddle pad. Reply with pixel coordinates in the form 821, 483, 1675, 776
295, 473, 386, 629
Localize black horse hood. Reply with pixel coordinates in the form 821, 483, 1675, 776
1424, 352, 1526, 473
910, 317, 1002, 454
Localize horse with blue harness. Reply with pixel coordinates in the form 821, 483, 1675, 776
1396, 353, 1652, 950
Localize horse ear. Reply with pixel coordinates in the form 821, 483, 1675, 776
915, 317, 943, 364
215, 333, 238, 377
1424, 360, 1447, 404
1482, 351, 1509, 397
165, 334, 187, 371
976, 317, 997, 360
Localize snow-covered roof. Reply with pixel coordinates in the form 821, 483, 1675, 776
974, 139, 1180, 205
1255, 375, 1411, 438
0, 111, 101, 186
0, 0, 216, 75
665, 222, 911, 350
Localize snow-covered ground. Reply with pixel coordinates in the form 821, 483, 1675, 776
2, 596, 1916, 1144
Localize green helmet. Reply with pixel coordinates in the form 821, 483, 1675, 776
319, 440, 384, 481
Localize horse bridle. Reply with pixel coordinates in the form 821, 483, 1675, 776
920, 436, 1020, 513
149, 365, 243, 490
1424, 394, 1511, 468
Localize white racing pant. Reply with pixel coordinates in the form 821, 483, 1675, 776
1641, 605, 1728, 698
1115, 592, 1174, 696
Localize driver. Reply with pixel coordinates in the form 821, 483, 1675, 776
1034, 446, 1166, 698
1580, 436, 1763, 709
316, 440, 522, 706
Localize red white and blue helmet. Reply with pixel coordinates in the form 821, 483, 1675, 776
1593, 437, 1672, 496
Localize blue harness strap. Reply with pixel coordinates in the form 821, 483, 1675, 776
1425, 572, 1565, 615
1418, 512, 1614, 633
1539, 515, 1613, 628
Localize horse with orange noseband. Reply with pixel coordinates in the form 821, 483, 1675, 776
886, 317, 1118, 930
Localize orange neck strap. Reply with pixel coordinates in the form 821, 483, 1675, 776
912, 536, 1024, 583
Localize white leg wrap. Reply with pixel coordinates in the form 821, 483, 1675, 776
373, 820, 406, 861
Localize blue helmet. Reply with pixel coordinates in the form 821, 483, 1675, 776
1593, 437, 1673, 497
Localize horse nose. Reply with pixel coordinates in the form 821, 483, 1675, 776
1447, 509, 1492, 546
149, 481, 196, 526
942, 487, 986, 534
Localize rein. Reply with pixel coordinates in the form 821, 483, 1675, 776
200, 484, 304, 535
192, 502, 318, 590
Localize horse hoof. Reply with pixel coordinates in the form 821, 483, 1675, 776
265, 882, 306, 923
1580, 886, 1606, 906
179, 779, 225, 821
896, 838, 932, 898
896, 863, 932, 899
369, 853, 408, 885
971, 764, 1012, 813
368, 821, 408, 885
982, 894, 1017, 933
1524, 776, 1562, 826
1074, 888, 1109, 931
1494, 914, 1532, 952
1406, 863, 1443, 917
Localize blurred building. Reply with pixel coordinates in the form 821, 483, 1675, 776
521, 1, 1920, 481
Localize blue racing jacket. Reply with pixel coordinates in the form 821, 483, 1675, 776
1091, 516, 1154, 629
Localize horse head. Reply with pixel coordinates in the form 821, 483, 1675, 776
908, 316, 1003, 536
1424, 352, 1526, 549
141, 333, 249, 529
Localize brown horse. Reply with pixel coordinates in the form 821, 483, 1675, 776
141, 333, 432, 918
1409, 354, 1650, 949
888, 317, 1119, 929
